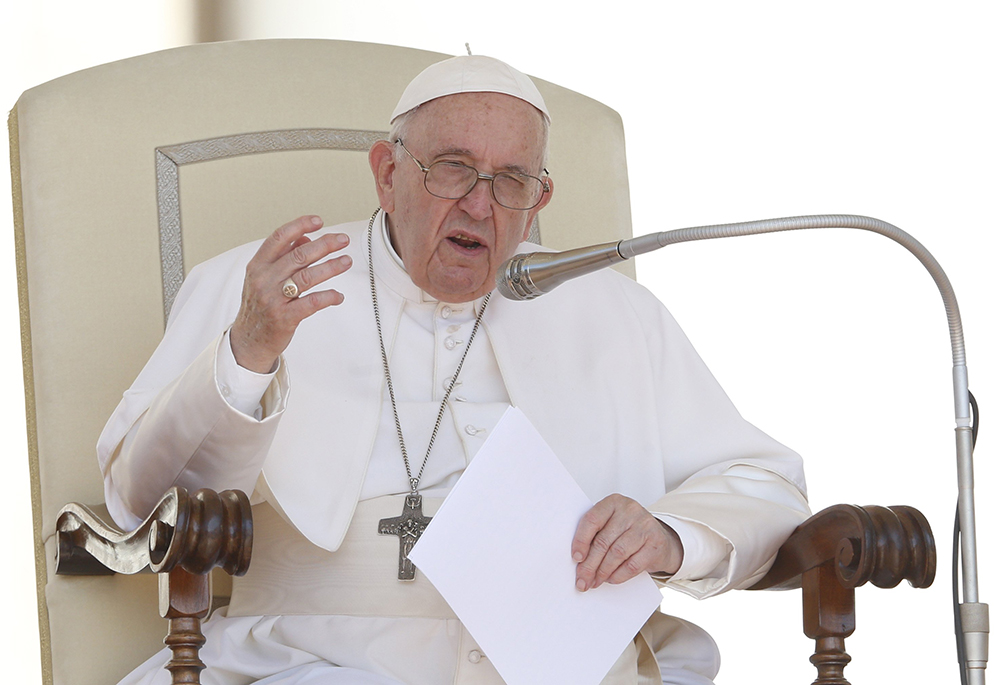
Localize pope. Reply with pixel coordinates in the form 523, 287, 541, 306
100, 54, 810, 685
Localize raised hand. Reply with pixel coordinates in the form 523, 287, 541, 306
572, 493, 683, 591
230, 216, 353, 373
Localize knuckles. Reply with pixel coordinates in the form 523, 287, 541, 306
589, 534, 613, 554
575, 495, 672, 587
623, 556, 644, 576
608, 539, 632, 561
271, 223, 297, 245
579, 509, 603, 530
289, 244, 311, 266
300, 292, 325, 309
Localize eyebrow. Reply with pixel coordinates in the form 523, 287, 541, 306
430, 146, 534, 176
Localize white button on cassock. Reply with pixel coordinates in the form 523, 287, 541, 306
440, 305, 452, 319
467, 650, 483, 664
465, 425, 481, 436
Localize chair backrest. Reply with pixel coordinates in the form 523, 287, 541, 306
10, 39, 633, 685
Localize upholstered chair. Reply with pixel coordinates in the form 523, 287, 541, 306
10, 39, 932, 685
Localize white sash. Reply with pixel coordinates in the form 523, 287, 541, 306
228, 495, 659, 684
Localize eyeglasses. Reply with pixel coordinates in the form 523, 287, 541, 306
396, 139, 549, 211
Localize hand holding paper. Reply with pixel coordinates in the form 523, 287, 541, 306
408, 407, 663, 685
573, 493, 684, 591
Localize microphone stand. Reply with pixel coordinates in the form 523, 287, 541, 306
507, 214, 989, 684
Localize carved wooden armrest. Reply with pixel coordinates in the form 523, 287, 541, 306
750, 504, 935, 684
55, 487, 252, 685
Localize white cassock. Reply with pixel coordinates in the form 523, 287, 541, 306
99, 211, 810, 685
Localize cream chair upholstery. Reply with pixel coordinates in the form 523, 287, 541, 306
10, 39, 634, 685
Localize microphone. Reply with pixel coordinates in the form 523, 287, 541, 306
495, 233, 666, 300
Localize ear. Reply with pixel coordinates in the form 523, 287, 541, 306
521, 175, 555, 240
369, 140, 397, 214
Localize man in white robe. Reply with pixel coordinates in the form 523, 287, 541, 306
98, 55, 810, 685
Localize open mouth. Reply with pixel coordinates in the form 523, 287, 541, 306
448, 233, 483, 250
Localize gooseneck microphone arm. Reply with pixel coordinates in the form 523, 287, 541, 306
497, 214, 987, 684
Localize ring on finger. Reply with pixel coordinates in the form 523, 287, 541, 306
282, 278, 299, 299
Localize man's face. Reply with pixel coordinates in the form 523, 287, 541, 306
371, 92, 552, 303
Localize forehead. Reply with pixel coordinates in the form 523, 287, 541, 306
406, 92, 546, 166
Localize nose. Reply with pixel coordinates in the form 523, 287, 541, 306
457, 176, 494, 221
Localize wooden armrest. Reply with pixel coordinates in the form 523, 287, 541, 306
55, 487, 253, 685
750, 504, 935, 684
56, 486, 252, 577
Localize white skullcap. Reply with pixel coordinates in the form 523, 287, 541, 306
391, 55, 550, 124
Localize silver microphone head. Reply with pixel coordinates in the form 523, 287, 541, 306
496, 242, 626, 301
495, 253, 543, 301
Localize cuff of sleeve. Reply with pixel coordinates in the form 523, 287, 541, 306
217, 328, 284, 419
651, 514, 732, 583
108, 333, 288, 525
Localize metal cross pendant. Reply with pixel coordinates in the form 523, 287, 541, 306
378, 493, 432, 581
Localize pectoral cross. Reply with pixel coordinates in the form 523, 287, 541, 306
378, 493, 432, 581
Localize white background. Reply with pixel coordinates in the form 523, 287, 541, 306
1, 1, 996, 683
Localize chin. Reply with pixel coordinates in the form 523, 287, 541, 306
427, 275, 491, 303
436, 290, 486, 305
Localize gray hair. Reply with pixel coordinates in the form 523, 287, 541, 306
387, 106, 419, 157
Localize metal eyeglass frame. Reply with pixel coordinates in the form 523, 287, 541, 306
395, 139, 550, 210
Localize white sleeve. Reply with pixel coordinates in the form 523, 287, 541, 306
638, 283, 810, 597
650, 515, 732, 582
216, 328, 280, 419
648, 463, 809, 598
104, 333, 288, 529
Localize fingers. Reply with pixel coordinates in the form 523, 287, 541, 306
280, 259, 351, 317
571, 498, 614, 567
230, 217, 354, 373
573, 496, 630, 591
279, 288, 347, 329
281, 231, 349, 273
255, 217, 352, 283
256, 215, 326, 262
282, 250, 353, 300
573, 494, 681, 592
589, 527, 652, 587
245, 224, 352, 309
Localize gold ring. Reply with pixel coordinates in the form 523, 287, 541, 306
282, 278, 299, 298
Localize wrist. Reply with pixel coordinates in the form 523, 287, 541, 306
230, 325, 279, 374
657, 519, 684, 575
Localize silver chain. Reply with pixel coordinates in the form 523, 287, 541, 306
367, 209, 491, 494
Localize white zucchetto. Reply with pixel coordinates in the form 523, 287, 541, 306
391, 55, 550, 124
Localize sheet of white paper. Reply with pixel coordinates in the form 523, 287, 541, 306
408, 407, 663, 685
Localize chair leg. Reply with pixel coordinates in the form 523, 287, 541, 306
803, 562, 855, 685
159, 567, 211, 684
165, 617, 207, 684
809, 637, 852, 685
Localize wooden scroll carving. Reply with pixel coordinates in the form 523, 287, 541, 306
750, 504, 935, 685
55, 487, 252, 685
